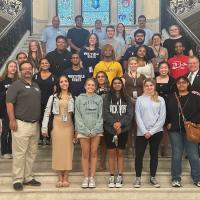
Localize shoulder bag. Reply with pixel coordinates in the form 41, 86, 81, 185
175, 93, 200, 143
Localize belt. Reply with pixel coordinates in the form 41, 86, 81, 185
17, 118, 38, 123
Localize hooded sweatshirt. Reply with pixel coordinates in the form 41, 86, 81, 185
103, 94, 134, 134
75, 93, 103, 136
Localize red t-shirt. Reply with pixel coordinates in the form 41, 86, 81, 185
168, 55, 189, 79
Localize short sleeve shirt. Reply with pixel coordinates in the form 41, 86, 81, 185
63, 68, 89, 97
41, 26, 67, 53
67, 27, 90, 50
6, 79, 41, 121
93, 61, 123, 84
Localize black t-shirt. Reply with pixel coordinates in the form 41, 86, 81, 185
67, 27, 90, 51
46, 49, 72, 77
123, 45, 155, 61
63, 67, 89, 97
32, 73, 57, 106
163, 36, 192, 58
79, 47, 101, 77
0, 77, 13, 118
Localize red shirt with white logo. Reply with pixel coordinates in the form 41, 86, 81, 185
168, 55, 189, 79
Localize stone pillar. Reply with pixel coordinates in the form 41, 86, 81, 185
48, 0, 56, 24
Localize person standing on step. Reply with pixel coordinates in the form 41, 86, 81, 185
0, 60, 18, 159
163, 24, 193, 58
103, 77, 133, 188
27, 40, 43, 73
134, 78, 166, 188
41, 16, 66, 55
187, 56, 200, 157
155, 61, 175, 157
121, 57, 146, 158
91, 19, 106, 43
63, 53, 89, 98
75, 78, 103, 188
32, 58, 57, 146
42, 75, 74, 188
95, 71, 110, 170
16, 52, 28, 66
67, 15, 90, 53
46, 35, 72, 77
79, 33, 101, 77
6, 61, 41, 191
93, 44, 123, 85
167, 76, 200, 188
168, 41, 189, 80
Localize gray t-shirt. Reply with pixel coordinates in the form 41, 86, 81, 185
6, 79, 41, 121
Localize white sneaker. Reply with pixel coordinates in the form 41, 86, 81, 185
88, 177, 96, 188
3, 154, 12, 159
150, 177, 160, 188
134, 177, 141, 188
115, 175, 123, 188
172, 180, 181, 187
81, 177, 89, 188
108, 176, 115, 188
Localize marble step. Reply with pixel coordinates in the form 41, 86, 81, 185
0, 172, 199, 200
0, 157, 190, 173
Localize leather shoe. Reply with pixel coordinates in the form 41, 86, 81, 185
23, 179, 41, 186
13, 182, 23, 191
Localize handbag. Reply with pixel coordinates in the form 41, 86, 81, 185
48, 96, 55, 133
175, 93, 200, 143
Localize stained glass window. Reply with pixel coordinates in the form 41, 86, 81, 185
57, 0, 74, 26
117, 0, 135, 26
82, 0, 110, 25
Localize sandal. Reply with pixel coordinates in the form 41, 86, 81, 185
56, 181, 63, 188
62, 181, 70, 187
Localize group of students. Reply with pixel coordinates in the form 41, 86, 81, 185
0, 15, 200, 190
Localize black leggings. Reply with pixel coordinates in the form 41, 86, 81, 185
135, 132, 163, 177
1, 118, 12, 155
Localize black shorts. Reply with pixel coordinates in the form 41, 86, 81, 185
104, 131, 128, 149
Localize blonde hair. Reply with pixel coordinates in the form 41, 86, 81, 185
127, 57, 138, 75
2, 60, 18, 81
143, 78, 160, 102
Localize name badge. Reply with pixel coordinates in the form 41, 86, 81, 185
89, 66, 93, 73
25, 86, 30, 89
35, 87, 40, 92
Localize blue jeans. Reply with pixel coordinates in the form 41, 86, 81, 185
169, 131, 200, 183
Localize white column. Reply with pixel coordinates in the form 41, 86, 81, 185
48, 0, 56, 24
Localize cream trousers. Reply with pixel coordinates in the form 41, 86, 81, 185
12, 120, 39, 184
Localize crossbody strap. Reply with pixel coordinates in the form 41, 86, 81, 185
175, 92, 186, 122
50, 96, 55, 114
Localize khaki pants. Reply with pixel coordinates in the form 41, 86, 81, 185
12, 120, 39, 184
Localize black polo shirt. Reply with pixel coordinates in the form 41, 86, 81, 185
6, 79, 41, 121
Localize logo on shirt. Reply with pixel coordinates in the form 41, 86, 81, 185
171, 61, 188, 69
68, 75, 85, 82
83, 52, 99, 58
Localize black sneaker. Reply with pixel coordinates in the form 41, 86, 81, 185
13, 182, 23, 191
23, 179, 41, 186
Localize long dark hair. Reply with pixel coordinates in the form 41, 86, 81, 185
55, 75, 72, 98
136, 45, 148, 63
116, 23, 126, 41
108, 77, 129, 103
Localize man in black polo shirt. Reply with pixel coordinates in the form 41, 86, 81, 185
123, 29, 155, 71
6, 61, 41, 191
46, 35, 72, 77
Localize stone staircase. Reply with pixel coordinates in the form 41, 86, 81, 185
0, 144, 199, 200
